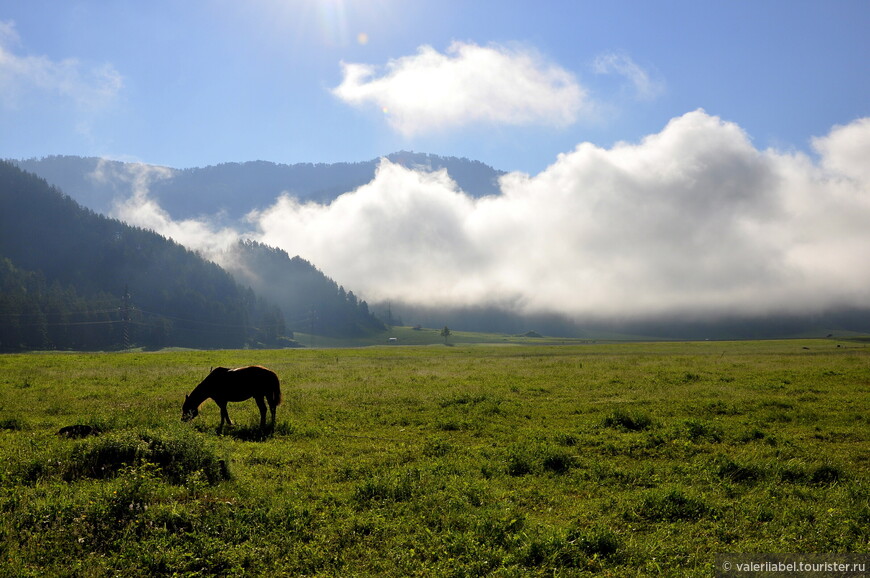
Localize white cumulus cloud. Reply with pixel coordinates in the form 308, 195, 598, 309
0, 20, 123, 112
332, 41, 587, 136
106, 111, 870, 323
248, 111, 870, 320
812, 117, 870, 184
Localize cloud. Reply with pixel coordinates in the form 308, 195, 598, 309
96, 161, 241, 256
332, 41, 587, 136
0, 20, 123, 112
0, 20, 17, 46
593, 51, 664, 100
812, 117, 870, 184
247, 111, 870, 321
106, 111, 870, 323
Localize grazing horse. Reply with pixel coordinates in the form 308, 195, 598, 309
182, 366, 281, 433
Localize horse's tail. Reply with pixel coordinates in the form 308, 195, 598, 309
272, 373, 283, 406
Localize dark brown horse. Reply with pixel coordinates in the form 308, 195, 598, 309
182, 366, 281, 433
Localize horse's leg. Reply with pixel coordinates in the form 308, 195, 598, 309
218, 402, 232, 434
255, 396, 267, 430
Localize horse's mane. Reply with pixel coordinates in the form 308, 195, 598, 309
185, 367, 229, 409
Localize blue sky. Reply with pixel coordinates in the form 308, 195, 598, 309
1, 1, 867, 174
2, 1, 870, 320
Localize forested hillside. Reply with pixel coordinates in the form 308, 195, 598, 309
221, 241, 383, 337
0, 161, 285, 350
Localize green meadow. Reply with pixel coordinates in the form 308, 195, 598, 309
0, 339, 867, 576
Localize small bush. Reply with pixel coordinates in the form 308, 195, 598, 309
64, 429, 230, 485
65, 430, 146, 480
139, 431, 230, 484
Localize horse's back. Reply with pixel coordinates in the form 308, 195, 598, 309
229, 365, 276, 378
226, 365, 281, 404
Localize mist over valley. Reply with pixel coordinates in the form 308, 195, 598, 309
8, 111, 870, 341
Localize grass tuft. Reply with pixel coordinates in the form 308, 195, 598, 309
353, 469, 419, 505
566, 524, 623, 559
63, 428, 230, 484
714, 456, 765, 484
602, 409, 654, 432
809, 464, 844, 485
541, 447, 576, 474
0, 417, 25, 431
681, 419, 722, 443
632, 488, 714, 522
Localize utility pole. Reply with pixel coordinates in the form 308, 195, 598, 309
308, 309, 318, 347
122, 285, 131, 349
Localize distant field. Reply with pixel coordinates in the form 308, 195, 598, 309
293, 325, 628, 347
0, 340, 867, 576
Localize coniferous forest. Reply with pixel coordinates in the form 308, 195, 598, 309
0, 161, 383, 351
221, 240, 384, 338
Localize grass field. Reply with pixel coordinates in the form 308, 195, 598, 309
0, 339, 868, 576
291, 324, 608, 347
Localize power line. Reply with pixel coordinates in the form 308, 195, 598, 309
0, 308, 121, 318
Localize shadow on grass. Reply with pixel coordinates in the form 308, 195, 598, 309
221, 421, 296, 442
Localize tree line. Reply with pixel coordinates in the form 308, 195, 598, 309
0, 161, 382, 351
222, 240, 384, 338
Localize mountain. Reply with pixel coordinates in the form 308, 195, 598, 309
219, 240, 384, 337
11, 152, 506, 222
0, 160, 291, 350
8, 156, 866, 341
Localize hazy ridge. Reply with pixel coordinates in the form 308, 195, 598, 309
12, 152, 505, 222
6, 152, 870, 343
0, 160, 381, 350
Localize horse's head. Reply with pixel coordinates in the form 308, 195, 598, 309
181, 394, 199, 422
182, 368, 230, 422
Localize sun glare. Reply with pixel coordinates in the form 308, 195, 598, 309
252, 0, 396, 49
